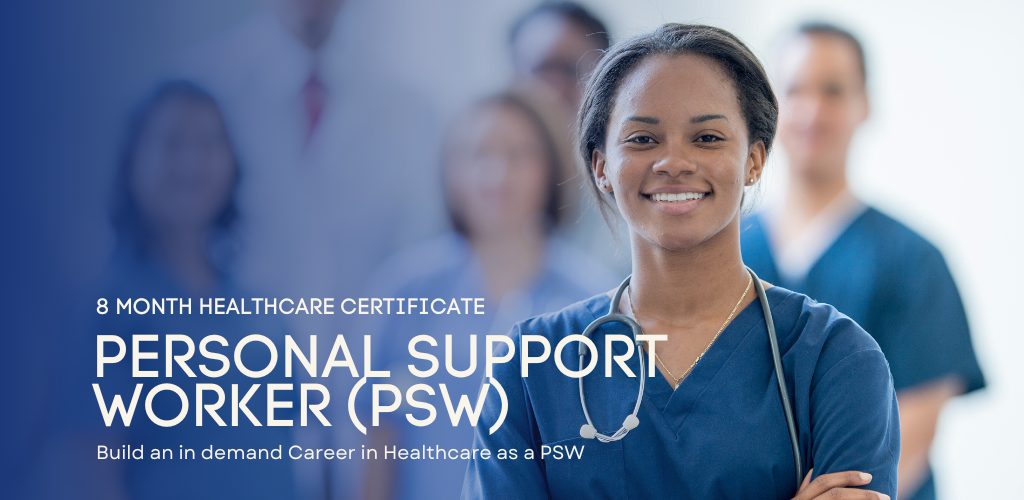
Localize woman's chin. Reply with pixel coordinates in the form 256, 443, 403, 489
643, 232, 709, 253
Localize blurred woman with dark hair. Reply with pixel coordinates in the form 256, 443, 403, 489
110, 80, 241, 287
48, 81, 297, 500
364, 87, 614, 500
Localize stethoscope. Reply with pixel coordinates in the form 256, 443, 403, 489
577, 267, 804, 490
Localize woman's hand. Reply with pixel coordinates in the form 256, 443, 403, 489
791, 469, 890, 500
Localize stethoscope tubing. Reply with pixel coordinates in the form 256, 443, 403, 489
577, 268, 804, 490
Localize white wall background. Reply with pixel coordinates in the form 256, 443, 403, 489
76, 1, 1022, 497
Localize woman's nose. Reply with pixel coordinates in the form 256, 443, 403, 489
477, 154, 512, 187
652, 141, 697, 177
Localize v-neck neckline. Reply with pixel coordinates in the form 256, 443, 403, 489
655, 295, 758, 380
632, 292, 767, 440
753, 207, 872, 289
584, 287, 782, 439
620, 286, 744, 393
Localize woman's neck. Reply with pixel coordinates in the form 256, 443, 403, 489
786, 164, 850, 220
152, 226, 218, 294
628, 221, 750, 327
469, 223, 546, 302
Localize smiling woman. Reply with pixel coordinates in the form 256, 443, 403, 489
462, 24, 900, 500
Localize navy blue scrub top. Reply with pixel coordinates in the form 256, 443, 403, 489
462, 286, 900, 499
742, 207, 986, 500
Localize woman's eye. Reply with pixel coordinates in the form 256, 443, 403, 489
824, 83, 844, 97
696, 134, 723, 143
627, 135, 656, 145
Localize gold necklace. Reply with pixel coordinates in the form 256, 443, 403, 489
627, 273, 754, 389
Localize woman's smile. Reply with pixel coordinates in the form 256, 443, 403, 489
642, 186, 712, 216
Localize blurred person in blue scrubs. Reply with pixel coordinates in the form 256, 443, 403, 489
740, 22, 986, 500
363, 88, 615, 500
464, 24, 897, 499
43, 81, 298, 500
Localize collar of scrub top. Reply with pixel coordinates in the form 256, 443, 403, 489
764, 190, 867, 284
576, 268, 804, 492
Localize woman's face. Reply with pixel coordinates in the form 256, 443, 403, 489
446, 102, 552, 238
593, 54, 764, 252
130, 95, 236, 234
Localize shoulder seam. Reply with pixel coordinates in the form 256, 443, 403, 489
816, 348, 885, 386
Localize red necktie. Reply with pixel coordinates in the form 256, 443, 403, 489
302, 70, 326, 145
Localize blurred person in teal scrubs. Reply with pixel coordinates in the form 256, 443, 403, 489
741, 22, 986, 500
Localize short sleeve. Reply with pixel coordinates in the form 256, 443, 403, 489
882, 245, 986, 394
462, 324, 549, 499
810, 348, 901, 497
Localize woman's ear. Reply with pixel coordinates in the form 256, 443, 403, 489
745, 141, 767, 186
592, 149, 612, 193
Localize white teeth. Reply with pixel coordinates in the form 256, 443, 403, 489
651, 192, 706, 202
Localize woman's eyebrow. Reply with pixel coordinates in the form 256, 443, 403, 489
625, 115, 659, 124
691, 114, 728, 123
623, 114, 728, 125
